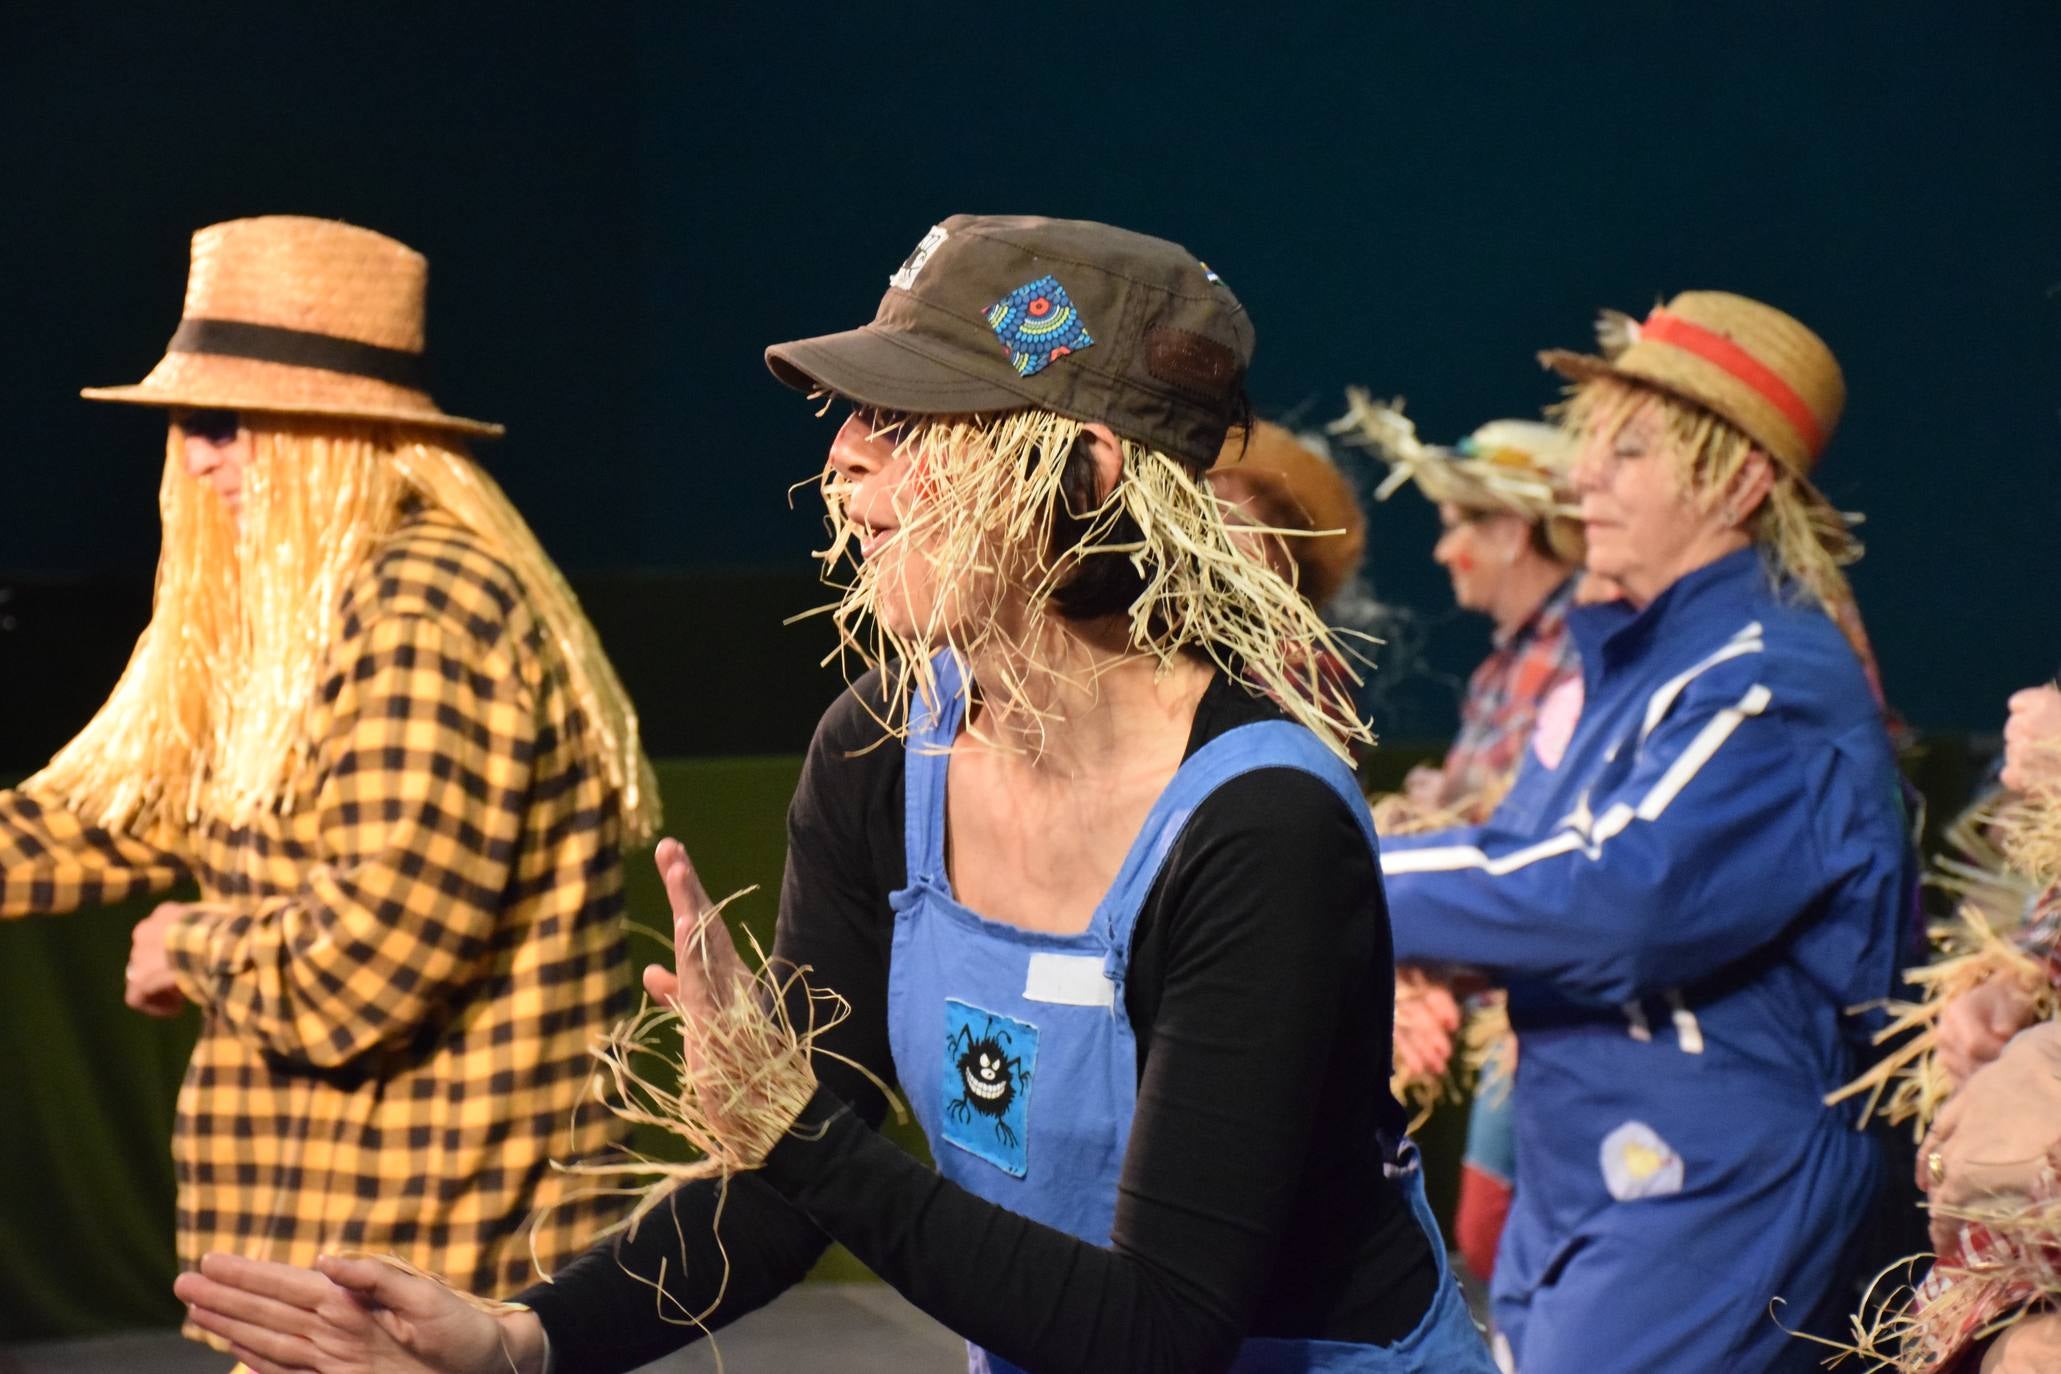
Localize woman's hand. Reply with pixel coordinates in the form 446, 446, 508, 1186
1393, 970, 1461, 1080
1402, 765, 1446, 809
174, 1252, 544, 1374
1938, 976, 2045, 1088
1921, 1021, 2061, 1255
1979, 1310, 2061, 1372
2001, 684, 2061, 794
639, 837, 801, 1155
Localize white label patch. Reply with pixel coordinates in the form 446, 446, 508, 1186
889, 224, 948, 291
1599, 1120, 1684, 1201
1023, 952, 1115, 1008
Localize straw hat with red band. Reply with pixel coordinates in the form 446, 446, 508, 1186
1538, 290, 1843, 475
82, 216, 502, 439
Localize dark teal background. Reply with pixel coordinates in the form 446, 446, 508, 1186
5, 5, 2058, 746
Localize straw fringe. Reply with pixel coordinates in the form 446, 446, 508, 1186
807, 406, 1374, 760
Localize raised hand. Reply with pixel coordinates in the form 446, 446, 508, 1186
174, 1251, 543, 1374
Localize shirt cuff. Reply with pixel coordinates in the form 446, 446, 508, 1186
161, 902, 237, 1006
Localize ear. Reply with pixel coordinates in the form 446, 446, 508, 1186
1720, 450, 1777, 526
1078, 422, 1126, 504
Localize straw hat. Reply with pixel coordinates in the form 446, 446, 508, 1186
1210, 421, 1365, 605
82, 216, 501, 438
1538, 290, 1841, 474
1327, 390, 1584, 564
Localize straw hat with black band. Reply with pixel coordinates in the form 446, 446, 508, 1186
83, 215, 501, 438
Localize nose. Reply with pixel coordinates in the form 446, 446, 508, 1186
1432, 527, 1460, 567
828, 413, 886, 480
182, 432, 221, 479
1569, 435, 1610, 494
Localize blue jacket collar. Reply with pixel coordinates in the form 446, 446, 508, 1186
1568, 547, 1769, 688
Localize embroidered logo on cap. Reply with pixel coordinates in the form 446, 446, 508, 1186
986, 275, 1094, 378
889, 224, 948, 291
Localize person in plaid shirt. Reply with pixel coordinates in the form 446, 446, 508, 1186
0, 217, 655, 1350
1333, 400, 1585, 1289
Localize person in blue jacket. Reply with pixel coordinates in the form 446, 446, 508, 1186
1381, 291, 1912, 1373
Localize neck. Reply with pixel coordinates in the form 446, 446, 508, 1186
1487, 556, 1570, 639
1625, 529, 1752, 608
961, 615, 1213, 776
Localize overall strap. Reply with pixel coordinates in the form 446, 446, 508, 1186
1092, 720, 1373, 975
901, 652, 967, 892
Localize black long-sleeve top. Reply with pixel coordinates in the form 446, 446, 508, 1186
520, 670, 1435, 1372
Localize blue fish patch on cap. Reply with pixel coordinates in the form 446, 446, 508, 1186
986, 275, 1094, 378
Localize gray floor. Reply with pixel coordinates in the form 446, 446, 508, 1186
2, 1284, 966, 1373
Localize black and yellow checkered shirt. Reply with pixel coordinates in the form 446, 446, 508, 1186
0, 511, 631, 1318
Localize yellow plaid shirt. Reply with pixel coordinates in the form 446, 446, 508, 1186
0, 511, 631, 1318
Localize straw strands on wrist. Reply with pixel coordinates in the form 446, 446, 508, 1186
1788, 1194, 2061, 1372
2000, 786, 2061, 891
540, 891, 898, 1344
1828, 800, 2061, 1138
1825, 905, 2054, 1137
796, 405, 1374, 760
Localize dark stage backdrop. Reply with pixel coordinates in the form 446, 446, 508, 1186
4, 5, 2058, 746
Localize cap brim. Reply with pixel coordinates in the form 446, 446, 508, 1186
80, 383, 504, 439
765, 325, 1039, 416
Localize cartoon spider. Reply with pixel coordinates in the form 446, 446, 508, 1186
946, 1019, 1031, 1150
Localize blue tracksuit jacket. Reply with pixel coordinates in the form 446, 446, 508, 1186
1382, 548, 1911, 1372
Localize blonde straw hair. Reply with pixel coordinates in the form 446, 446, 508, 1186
1557, 375, 1868, 647
29, 419, 658, 844
810, 407, 1372, 759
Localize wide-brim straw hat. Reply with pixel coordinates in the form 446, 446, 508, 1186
82, 216, 501, 439
1328, 393, 1585, 566
1210, 421, 1366, 605
1537, 290, 1841, 475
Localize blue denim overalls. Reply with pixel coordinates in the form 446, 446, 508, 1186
886, 657, 1493, 1373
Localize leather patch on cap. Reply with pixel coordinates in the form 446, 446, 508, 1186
1145, 327, 1241, 400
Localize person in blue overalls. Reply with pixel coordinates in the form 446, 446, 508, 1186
1381, 292, 1913, 1372
173, 215, 1496, 1374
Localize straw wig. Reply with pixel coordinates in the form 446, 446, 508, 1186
807, 407, 1373, 760
27, 420, 660, 844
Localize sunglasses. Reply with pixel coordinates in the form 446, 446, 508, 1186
175, 409, 242, 445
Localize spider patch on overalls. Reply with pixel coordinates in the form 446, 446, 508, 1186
942, 999, 1039, 1176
